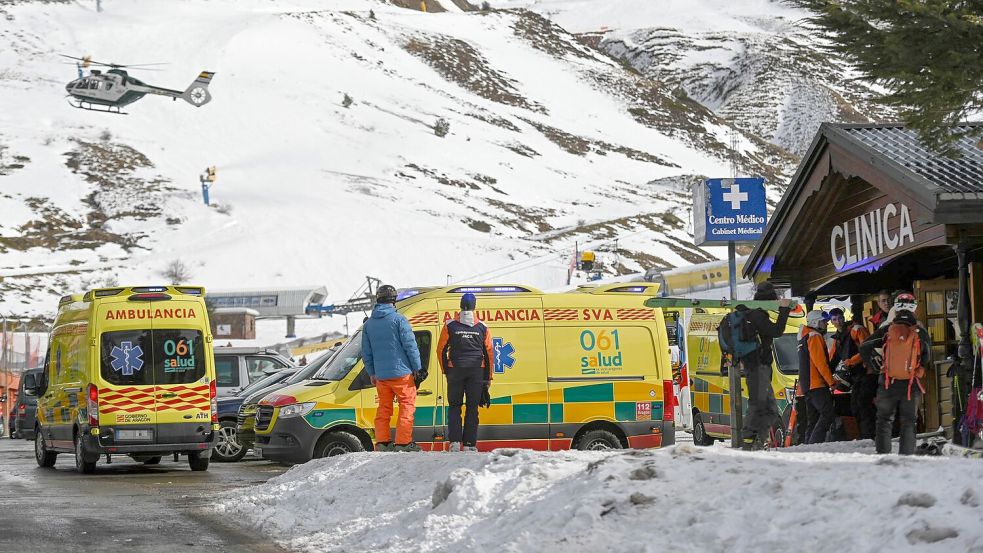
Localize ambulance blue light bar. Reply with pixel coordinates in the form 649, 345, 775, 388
449, 286, 530, 294
608, 286, 649, 293
396, 290, 422, 301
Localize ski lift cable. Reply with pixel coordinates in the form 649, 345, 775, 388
453, 227, 657, 284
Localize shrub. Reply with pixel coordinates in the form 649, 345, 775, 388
434, 117, 450, 137
161, 259, 192, 284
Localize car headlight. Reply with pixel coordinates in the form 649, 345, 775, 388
278, 402, 316, 419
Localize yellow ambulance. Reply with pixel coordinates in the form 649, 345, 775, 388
32, 286, 218, 473
254, 283, 674, 462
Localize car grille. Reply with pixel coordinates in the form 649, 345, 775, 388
236, 412, 248, 428
255, 406, 274, 431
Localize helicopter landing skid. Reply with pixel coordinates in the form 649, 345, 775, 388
66, 98, 127, 115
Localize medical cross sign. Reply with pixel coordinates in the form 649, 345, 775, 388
693, 177, 767, 245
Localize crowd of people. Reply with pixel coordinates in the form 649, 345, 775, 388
728, 287, 930, 454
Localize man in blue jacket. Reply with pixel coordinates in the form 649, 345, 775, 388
363, 284, 423, 452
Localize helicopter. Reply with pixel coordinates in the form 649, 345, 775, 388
62, 55, 215, 114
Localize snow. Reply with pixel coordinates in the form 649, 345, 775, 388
216, 440, 983, 553
0, 0, 790, 318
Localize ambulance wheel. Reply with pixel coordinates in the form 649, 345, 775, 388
143, 456, 162, 465
35, 428, 57, 468
693, 416, 715, 446
575, 429, 622, 451
74, 434, 96, 474
188, 451, 210, 471
213, 420, 247, 462
315, 431, 365, 457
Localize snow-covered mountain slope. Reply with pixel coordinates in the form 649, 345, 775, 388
2, 0, 805, 317
493, 0, 894, 155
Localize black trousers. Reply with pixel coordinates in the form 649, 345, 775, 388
447, 366, 485, 446
851, 373, 878, 440
742, 361, 778, 440
876, 379, 921, 455
806, 387, 835, 444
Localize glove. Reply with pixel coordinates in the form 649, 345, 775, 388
479, 381, 491, 408
413, 370, 428, 388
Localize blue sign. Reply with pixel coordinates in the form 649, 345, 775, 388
694, 178, 767, 244
110, 341, 145, 376
493, 338, 515, 374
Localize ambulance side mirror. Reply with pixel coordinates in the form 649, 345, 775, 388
23, 374, 38, 396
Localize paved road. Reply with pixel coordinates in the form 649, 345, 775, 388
0, 437, 289, 552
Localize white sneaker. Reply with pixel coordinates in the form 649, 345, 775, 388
463, 446, 478, 453
448, 442, 462, 452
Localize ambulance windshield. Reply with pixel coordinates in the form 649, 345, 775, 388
313, 331, 362, 381
772, 333, 799, 375
100, 329, 206, 386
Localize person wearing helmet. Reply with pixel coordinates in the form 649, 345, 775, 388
829, 308, 874, 439
437, 292, 494, 452
733, 281, 792, 450
860, 292, 930, 455
799, 310, 837, 443
362, 284, 423, 452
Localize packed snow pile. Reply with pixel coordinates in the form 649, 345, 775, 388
216, 443, 983, 553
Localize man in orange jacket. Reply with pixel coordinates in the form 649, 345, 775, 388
437, 293, 494, 452
799, 310, 837, 444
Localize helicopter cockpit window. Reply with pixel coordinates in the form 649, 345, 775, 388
105, 83, 113, 91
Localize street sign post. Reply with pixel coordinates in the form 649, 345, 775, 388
693, 177, 767, 448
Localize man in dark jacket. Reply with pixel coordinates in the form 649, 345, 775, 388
437, 293, 494, 452
736, 281, 791, 449
363, 284, 423, 452
829, 308, 874, 439
860, 293, 930, 455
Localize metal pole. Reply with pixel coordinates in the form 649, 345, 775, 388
955, 241, 972, 440
0, 315, 6, 436
727, 240, 742, 447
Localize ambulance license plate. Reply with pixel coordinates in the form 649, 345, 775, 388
116, 429, 152, 441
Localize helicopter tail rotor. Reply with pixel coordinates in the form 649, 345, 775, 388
180, 71, 215, 107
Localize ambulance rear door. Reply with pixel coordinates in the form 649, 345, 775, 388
95, 301, 158, 443
151, 298, 211, 444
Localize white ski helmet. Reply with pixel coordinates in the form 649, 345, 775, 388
806, 309, 829, 330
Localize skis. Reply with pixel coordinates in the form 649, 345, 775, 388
645, 297, 800, 310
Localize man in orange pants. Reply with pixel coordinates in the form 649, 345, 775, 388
362, 284, 423, 452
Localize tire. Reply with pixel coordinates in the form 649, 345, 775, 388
574, 429, 623, 451
693, 414, 715, 446
188, 451, 210, 471
770, 417, 787, 449
143, 456, 162, 465
315, 431, 365, 458
212, 421, 247, 463
74, 433, 97, 474
34, 427, 57, 468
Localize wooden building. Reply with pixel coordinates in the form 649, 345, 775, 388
746, 122, 983, 441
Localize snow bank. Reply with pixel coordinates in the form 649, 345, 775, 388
215, 443, 983, 552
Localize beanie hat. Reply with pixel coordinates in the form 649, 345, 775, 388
461, 292, 477, 311
753, 280, 778, 301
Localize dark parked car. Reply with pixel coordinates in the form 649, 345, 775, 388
13, 368, 43, 440
237, 345, 343, 458
213, 368, 299, 462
